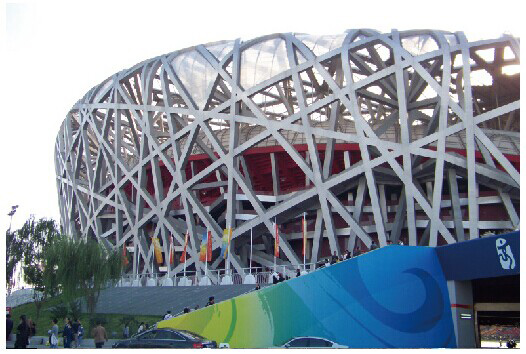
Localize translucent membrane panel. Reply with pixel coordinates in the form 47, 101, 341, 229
240, 38, 290, 90
296, 34, 346, 57
171, 50, 218, 109
205, 40, 235, 62
401, 35, 439, 56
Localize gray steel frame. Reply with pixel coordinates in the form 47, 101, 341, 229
55, 29, 520, 278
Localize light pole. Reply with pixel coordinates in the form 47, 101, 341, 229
7, 205, 18, 232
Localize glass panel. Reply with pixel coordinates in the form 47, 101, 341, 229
154, 330, 184, 340
138, 330, 156, 340
240, 38, 290, 89
296, 34, 346, 57
310, 338, 332, 347
287, 338, 309, 347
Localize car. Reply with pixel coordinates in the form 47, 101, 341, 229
282, 337, 348, 348
112, 328, 217, 348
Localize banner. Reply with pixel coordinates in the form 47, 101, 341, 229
152, 236, 163, 265
199, 231, 213, 262
220, 228, 232, 259
122, 244, 129, 267
180, 231, 189, 263
302, 216, 307, 256
274, 223, 280, 258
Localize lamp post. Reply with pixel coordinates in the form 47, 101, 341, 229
7, 205, 18, 232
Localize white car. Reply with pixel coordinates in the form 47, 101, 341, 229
282, 337, 348, 348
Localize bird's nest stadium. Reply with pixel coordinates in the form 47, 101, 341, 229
55, 29, 520, 285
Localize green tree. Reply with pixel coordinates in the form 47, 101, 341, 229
6, 229, 24, 293
18, 216, 61, 320
43, 235, 122, 317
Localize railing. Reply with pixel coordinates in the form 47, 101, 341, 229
117, 264, 318, 288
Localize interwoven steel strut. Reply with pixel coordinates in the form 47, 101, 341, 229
55, 29, 520, 278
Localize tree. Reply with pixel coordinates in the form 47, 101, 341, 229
18, 216, 60, 320
43, 235, 122, 317
6, 229, 24, 294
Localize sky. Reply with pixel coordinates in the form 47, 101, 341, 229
0, 0, 523, 235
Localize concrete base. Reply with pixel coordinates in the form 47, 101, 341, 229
243, 274, 256, 284
220, 275, 233, 285
199, 277, 212, 286
447, 280, 476, 348
146, 278, 157, 287
161, 277, 174, 286
178, 277, 192, 286
131, 279, 141, 287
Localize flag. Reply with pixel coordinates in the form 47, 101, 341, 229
169, 235, 174, 265
220, 228, 232, 259
179, 231, 189, 263
274, 222, 280, 258
152, 236, 163, 265
199, 232, 208, 262
122, 244, 129, 267
302, 215, 307, 256
207, 231, 213, 262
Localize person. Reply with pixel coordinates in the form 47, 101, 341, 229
14, 315, 29, 349
183, 308, 190, 314
194, 305, 200, 311
91, 321, 107, 349
398, 239, 404, 245
296, 269, 301, 278
278, 273, 285, 283
48, 318, 59, 349
346, 250, 351, 259
27, 317, 36, 339
6, 314, 14, 342
137, 322, 145, 333
163, 310, 173, 320
272, 272, 279, 284
254, 284, 261, 291
370, 240, 379, 250
62, 318, 74, 348
324, 259, 331, 267
387, 240, 393, 245
71, 318, 80, 348
77, 320, 84, 347
122, 323, 129, 339
144, 323, 149, 331
331, 252, 338, 264
206, 296, 215, 307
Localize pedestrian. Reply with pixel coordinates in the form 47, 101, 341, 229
206, 296, 215, 307
324, 259, 331, 267
27, 317, 36, 340
331, 252, 338, 264
91, 321, 108, 349
48, 318, 59, 349
62, 318, 74, 348
272, 272, 279, 284
296, 269, 301, 278
194, 305, 200, 311
163, 310, 173, 320
255, 284, 261, 291
346, 250, 351, 259
387, 240, 393, 245
122, 323, 129, 339
6, 313, 13, 342
14, 315, 30, 349
398, 239, 404, 245
370, 240, 379, 250
137, 322, 145, 333
71, 318, 80, 348
183, 308, 190, 314
77, 320, 84, 347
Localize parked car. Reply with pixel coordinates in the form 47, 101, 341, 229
282, 337, 348, 348
112, 328, 217, 348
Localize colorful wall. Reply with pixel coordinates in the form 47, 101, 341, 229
158, 246, 455, 348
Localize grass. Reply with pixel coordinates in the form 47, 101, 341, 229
10, 296, 161, 339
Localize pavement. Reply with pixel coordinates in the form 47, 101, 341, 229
6, 337, 120, 349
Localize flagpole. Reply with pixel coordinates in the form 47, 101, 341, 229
205, 230, 208, 280
303, 212, 306, 272
273, 218, 276, 274
250, 228, 253, 275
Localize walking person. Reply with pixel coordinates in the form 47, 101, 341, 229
91, 321, 108, 349
14, 315, 30, 349
163, 310, 173, 320
122, 323, 129, 339
6, 314, 14, 342
137, 322, 145, 334
62, 318, 74, 348
48, 318, 59, 349
71, 318, 80, 348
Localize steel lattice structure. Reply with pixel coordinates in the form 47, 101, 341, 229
55, 29, 520, 279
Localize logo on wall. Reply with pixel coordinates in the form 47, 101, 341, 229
496, 238, 515, 270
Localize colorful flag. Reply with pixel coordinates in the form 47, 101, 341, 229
169, 235, 174, 265
220, 228, 232, 259
122, 244, 129, 267
199, 232, 208, 262
302, 215, 307, 256
274, 222, 280, 258
152, 236, 163, 265
207, 231, 213, 262
179, 231, 189, 263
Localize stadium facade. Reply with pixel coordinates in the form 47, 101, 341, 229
55, 29, 520, 281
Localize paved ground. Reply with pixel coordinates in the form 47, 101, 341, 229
85, 284, 262, 316
7, 337, 119, 349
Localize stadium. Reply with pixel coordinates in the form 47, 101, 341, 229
53, 28, 520, 348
